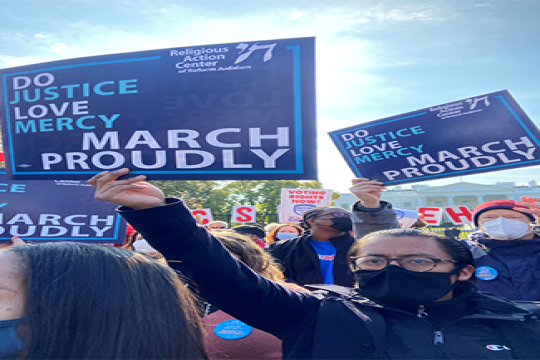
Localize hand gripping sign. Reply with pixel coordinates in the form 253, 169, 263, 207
280, 188, 333, 223
329, 90, 540, 185
231, 206, 257, 223
0, 37, 316, 181
191, 209, 213, 225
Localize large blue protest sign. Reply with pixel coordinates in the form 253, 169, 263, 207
0, 171, 125, 242
0, 37, 316, 180
329, 90, 540, 185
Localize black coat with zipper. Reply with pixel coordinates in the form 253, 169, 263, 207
120, 199, 540, 360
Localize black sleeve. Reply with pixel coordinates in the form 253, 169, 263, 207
118, 199, 320, 338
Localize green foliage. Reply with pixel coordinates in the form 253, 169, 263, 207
149, 179, 327, 224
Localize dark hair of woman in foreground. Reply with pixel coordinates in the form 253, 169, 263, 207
6, 242, 205, 360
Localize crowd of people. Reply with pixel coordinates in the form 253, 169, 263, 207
1, 168, 540, 359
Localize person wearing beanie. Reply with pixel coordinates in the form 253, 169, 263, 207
462, 197, 540, 301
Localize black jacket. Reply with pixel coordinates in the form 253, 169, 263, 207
120, 199, 540, 360
265, 201, 400, 287
463, 236, 540, 301
265, 231, 355, 286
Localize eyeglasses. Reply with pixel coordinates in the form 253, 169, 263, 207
209, 226, 226, 230
312, 211, 352, 219
350, 256, 459, 272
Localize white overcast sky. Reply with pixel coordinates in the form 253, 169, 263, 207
1, 0, 539, 193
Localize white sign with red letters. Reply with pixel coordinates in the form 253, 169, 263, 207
231, 206, 257, 223
417, 207, 444, 226
191, 208, 213, 225
417, 206, 473, 226
280, 188, 333, 223
444, 206, 473, 225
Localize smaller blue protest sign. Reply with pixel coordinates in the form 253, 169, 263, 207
329, 90, 540, 185
0, 171, 125, 242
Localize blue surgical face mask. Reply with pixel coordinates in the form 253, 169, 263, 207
276, 232, 298, 240
0, 318, 23, 359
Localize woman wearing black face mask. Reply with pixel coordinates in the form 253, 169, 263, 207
89, 169, 540, 360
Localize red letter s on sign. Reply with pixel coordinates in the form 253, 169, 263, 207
236, 207, 253, 222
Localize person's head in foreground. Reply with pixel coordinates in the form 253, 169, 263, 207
348, 229, 475, 305
0, 242, 205, 360
472, 199, 537, 241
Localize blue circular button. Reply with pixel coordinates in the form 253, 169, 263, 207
214, 320, 252, 340
475, 266, 498, 281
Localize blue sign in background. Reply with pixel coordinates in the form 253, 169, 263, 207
0, 171, 125, 242
329, 90, 540, 185
0, 37, 316, 180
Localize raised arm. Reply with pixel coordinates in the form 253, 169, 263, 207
349, 178, 400, 239
88, 169, 318, 338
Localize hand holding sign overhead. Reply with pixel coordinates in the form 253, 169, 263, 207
88, 168, 165, 210
349, 178, 387, 208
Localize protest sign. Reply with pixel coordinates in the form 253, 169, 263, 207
280, 188, 333, 223
329, 90, 540, 185
417, 207, 444, 226
416, 206, 473, 226
0, 171, 125, 242
231, 205, 256, 223
191, 209, 213, 225
394, 208, 418, 228
444, 206, 473, 225
0, 37, 316, 180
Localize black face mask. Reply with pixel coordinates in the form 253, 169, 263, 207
354, 265, 462, 305
328, 217, 353, 232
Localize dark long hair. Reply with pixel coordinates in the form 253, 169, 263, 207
8, 242, 205, 360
